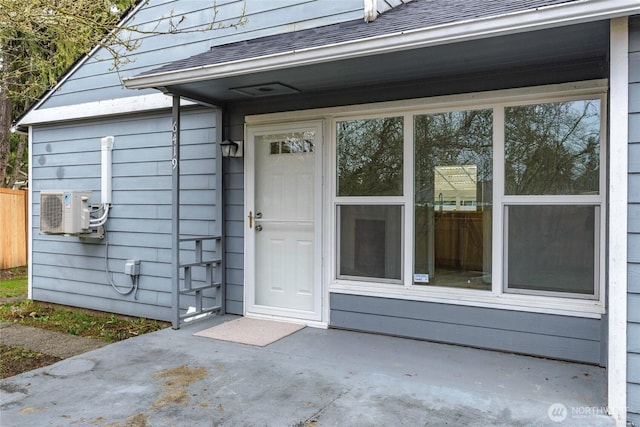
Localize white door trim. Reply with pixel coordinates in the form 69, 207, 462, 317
244, 121, 325, 325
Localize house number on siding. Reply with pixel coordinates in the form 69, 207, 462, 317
171, 120, 178, 170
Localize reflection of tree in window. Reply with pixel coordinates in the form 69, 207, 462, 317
336, 117, 403, 197
505, 100, 600, 195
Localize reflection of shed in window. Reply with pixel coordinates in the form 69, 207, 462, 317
434, 165, 477, 212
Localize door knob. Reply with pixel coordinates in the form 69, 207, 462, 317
255, 225, 263, 232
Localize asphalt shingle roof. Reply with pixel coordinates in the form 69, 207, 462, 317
141, 0, 579, 76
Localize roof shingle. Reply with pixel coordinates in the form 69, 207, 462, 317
141, 0, 579, 76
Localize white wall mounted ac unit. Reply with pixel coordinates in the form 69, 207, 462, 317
40, 190, 92, 235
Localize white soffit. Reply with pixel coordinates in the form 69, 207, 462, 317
123, 0, 640, 89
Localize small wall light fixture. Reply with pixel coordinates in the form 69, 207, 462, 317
220, 140, 243, 158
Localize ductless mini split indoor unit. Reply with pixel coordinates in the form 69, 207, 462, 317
40, 190, 92, 235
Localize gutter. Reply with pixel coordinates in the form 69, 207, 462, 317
123, 0, 640, 90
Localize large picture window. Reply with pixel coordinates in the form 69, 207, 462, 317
414, 109, 493, 290
331, 84, 605, 311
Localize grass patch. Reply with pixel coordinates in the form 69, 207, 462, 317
0, 344, 62, 379
0, 266, 27, 298
0, 300, 169, 343
0, 277, 28, 298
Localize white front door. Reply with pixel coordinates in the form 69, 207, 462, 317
246, 122, 323, 322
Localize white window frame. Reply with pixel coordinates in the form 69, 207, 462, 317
333, 113, 407, 285
336, 203, 405, 284
502, 204, 601, 300
497, 94, 607, 302
328, 83, 607, 318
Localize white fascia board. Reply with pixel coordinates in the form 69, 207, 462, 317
123, 0, 640, 89
16, 93, 196, 127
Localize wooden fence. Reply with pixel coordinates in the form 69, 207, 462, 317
0, 188, 28, 269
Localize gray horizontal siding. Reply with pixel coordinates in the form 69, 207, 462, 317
330, 294, 602, 364
223, 156, 244, 315
629, 14, 640, 425
630, 353, 640, 384
31, 107, 219, 321
631, 323, 640, 353
41, 0, 363, 109
631, 384, 640, 426
33, 289, 173, 321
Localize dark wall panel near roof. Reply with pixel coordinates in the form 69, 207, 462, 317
223, 53, 606, 140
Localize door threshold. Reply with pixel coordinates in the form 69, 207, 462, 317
244, 312, 328, 329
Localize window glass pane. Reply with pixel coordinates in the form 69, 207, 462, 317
336, 117, 403, 196
267, 136, 314, 155
339, 205, 402, 281
505, 99, 600, 195
414, 109, 492, 290
506, 205, 595, 295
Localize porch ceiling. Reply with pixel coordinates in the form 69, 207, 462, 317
134, 21, 609, 106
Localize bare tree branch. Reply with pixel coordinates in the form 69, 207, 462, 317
0, 0, 247, 187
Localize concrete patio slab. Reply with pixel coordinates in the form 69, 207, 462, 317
0, 315, 613, 426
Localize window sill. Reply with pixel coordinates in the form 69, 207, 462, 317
329, 281, 604, 318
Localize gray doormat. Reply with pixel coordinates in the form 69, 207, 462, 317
194, 317, 305, 347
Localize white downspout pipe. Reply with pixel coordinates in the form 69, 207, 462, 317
101, 136, 114, 205
91, 136, 113, 228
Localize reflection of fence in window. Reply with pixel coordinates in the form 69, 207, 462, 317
434, 211, 484, 271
